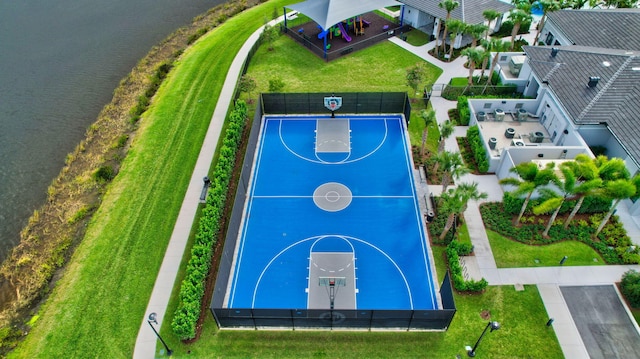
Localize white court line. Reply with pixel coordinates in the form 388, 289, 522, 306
276, 118, 389, 165
398, 117, 438, 310
250, 234, 414, 309
252, 195, 414, 199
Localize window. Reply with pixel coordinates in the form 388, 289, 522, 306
545, 32, 554, 45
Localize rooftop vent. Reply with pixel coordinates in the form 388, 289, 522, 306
588, 76, 600, 88
551, 48, 559, 57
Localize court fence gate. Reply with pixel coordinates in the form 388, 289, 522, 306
210, 93, 456, 330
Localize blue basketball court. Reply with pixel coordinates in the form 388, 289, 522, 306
225, 115, 438, 311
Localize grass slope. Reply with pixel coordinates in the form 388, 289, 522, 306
9, 1, 295, 357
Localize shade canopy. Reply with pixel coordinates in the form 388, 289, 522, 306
287, 0, 402, 31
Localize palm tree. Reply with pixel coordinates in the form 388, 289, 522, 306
482, 9, 501, 39
437, 120, 455, 153
533, 0, 562, 45
562, 154, 603, 228
461, 47, 487, 86
446, 19, 467, 62
594, 177, 639, 236
481, 38, 511, 92
419, 109, 436, 157
533, 166, 573, 237
435, 151, 470, 194
439, 0, 460, 54
508, 9, 533, 50
467, 23, 489, 48
499, 162, 557, 226
439, 182, 488, 240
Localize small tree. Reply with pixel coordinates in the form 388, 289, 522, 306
439, 0, 460, 54
499, 162, 557, 226
238, 75, 257, 103
482, 9, 501, 39
268, 77, 285, 92
419, 109, 436, 157
446, 19, 468, 62
261, 23, 280, 51
406, 63, 427, 97
508, 9, 532, 50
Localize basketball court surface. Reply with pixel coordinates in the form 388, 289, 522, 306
225, 115, 439, 311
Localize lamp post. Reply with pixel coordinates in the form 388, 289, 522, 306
148, 312, 173, 356
468, 321, 500, 357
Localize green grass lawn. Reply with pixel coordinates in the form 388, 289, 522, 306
487, 229, 606, 268
244, 34, 442, 149
158, 241, 562, 358
404, 29, 431, 46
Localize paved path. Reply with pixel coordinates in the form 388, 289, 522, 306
132, 20, 275, 359
134, 18, 640, 358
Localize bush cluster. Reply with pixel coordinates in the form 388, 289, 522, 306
428, 200, 455, 245
480, 202, 639, 264
493, 20, 532, 38
446, 241, 488, 292
171, 100, 247, 340
621, 270, 640, 307
467, 125, 489, 173
130, 62, 174, 123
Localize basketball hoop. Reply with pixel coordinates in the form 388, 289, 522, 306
324, 96, 342, 118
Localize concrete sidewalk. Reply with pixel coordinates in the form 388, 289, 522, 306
132, 20, 276, 359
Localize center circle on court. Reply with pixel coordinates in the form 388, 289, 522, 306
313, 182, 352, 211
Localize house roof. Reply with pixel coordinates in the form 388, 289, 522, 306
546, 9, 640, 51
524, 45, 640, 164
400, 0, 513, 25
287, 0, 402, 31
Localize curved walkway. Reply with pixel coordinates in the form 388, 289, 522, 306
135, 18, 640, 359
132, 19, 276, 359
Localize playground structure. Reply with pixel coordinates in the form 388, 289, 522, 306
317, 18, 372, 43
284, 11, 406, 61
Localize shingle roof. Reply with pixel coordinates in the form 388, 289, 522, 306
524, 45, 640, 164
400, 0, 513, 25
546, 9, 640, 51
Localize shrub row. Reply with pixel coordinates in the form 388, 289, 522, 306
493, 20, 532, 38
129, 62, 174, 123
171, 100, 247, 340
457, 96, 470, 126
621, 270, 640, 308
442, 84, 519, 101
446, 241, 488, 292
467, 125, 489, 173
502, 192, 612, 215
480, 202, 640, 264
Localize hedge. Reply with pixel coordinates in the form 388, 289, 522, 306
502, 191, 612, 215
171, 100, 247, 340
446, 241, 488, 292
621, 270, 640, 308
467, 125, 489, 173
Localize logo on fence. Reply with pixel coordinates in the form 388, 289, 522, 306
324, 96, 342, 112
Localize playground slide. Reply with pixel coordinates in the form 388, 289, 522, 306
337, 22, 352, 42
